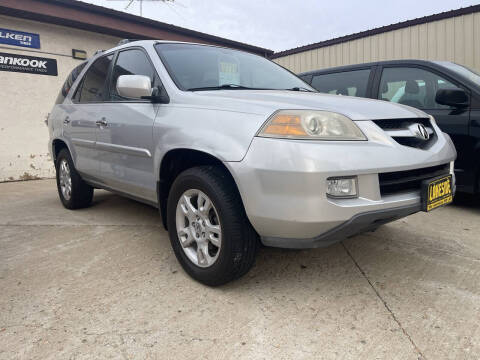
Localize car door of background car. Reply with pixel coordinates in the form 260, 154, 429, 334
306, 66, 376, 98
373, 65, 473, 191
95, 47, 162, 203
65, 54, 113, 180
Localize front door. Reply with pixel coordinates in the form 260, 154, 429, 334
96, 48, 162, 203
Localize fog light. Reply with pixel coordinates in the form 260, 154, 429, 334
326, 177, 358, 198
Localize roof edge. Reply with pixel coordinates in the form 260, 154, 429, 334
271, 4, 480, 59
65, 0, 273, 54
0, 0, 273, 55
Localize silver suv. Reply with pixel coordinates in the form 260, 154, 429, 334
49, 40, 456, 285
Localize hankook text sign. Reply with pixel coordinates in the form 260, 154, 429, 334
0, 52, 57, 76
0, 28, 40, 49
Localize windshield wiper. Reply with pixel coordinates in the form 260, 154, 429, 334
186, 84, 316, 92
187, 84, 266, 91
284, 87, 316, 92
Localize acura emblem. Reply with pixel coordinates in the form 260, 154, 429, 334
409, 123, 430, 140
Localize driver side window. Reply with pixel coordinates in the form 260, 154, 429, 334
109, 49, 161, 101
378, 67, 458, 110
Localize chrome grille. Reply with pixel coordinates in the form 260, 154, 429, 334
373, 118, 437, 149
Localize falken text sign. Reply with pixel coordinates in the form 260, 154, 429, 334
0, 28, 40, 49
0, 52, 58, 76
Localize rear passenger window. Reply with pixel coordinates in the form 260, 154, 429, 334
78, 54, 113, 103
55, 62, 87, 105
311, 69, 370, 97
109, 49, 161, 101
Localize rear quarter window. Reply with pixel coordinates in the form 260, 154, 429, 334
55, 62, 87, 105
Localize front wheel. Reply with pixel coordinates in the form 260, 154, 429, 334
167, 166, 258, 286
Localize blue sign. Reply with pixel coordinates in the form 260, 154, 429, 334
0, 28, 40, 49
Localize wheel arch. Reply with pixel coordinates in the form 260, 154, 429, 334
51, 138, 71, 164
157, 148, 243, 230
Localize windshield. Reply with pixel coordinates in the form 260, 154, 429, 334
155, 43, 314, 91
435, 61, 480, 84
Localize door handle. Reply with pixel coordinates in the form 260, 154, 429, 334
63, 116, 70, 125
96, 117, 108, 127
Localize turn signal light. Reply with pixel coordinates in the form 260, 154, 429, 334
261, 114, 306, 136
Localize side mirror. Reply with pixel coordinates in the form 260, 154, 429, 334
435, 88, 469, 108
116, 75, 169, 103
116, 75, 152, 99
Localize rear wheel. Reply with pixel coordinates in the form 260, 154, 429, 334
55, 149, 93, 209
167, 166, 258, 286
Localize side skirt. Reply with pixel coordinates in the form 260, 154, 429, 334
84, 177, 159, 209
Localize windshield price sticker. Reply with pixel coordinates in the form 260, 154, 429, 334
219, 61, 240, 85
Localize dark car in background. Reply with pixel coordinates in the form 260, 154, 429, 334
300, 60, 480, 194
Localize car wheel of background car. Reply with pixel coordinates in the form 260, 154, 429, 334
55, 148, 94, 209
167, 166, 258, 286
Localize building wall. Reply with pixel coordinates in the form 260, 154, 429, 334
0, 15, 120, 181
274, 12, 480, 74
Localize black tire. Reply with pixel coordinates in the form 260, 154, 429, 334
167, 166, 258, 286
55, 148, 93, 209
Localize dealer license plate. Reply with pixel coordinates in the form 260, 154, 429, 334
422, 175, 453, 212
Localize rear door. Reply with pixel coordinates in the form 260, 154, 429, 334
96, 47, 162, 203
308, 67, 375, 98
65, 54, 113, 178
374, 65, 472, 189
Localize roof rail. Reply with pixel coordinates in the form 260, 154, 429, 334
93, 50, 105, 56
117, 39, 144, 46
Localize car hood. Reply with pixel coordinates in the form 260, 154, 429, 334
186, 90, 428, 120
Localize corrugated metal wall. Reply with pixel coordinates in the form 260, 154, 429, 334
273, 12, 480, 74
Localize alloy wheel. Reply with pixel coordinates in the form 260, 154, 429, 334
175, 189, 222, 267
59, 159, 72, 201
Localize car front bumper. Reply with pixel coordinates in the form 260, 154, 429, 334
226, 123, 456, 248
261, 203, 421, 248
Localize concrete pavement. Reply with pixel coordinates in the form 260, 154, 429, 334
0, 179, 479, 359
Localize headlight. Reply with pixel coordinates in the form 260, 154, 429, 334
258, 110, 366, 140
